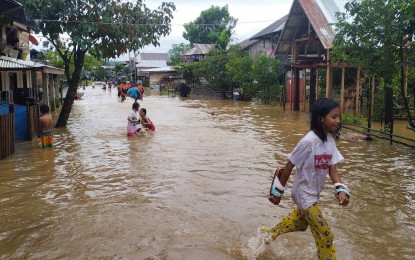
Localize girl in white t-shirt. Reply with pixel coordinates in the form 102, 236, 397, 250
260, 98, 350, 260
127, 101, 140, 136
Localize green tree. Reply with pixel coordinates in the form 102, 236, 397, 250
83, 55, 101, 75
43, 45, 100, 79
21, 0, 175, 127
198, 48, 232, 96
43, 50, 64, 69
93, 66, 107, 81
183, 5, 237, 45
225, 46, 254, 99
168, 43, 191, 65
114, 62, 126, 81
252, 53, 281, 104
332, 0, 415, 128
175, 62, 200, 88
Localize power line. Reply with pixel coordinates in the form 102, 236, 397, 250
39, 19, 276, 27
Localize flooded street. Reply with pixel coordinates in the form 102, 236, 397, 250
0, 87, 414, 259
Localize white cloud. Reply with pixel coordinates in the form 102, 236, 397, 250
138, 0, 292, 54
34, 1, 294, 60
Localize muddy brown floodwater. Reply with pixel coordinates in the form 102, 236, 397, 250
0, 87, 414, 259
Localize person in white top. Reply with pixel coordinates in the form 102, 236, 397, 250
260, 98, 350, 260
127, 102, 140, 136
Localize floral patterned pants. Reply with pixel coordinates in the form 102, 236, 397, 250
262, 204, 337, 260
40, 130, 53, 148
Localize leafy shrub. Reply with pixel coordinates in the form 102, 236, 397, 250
341, 113, 367, 126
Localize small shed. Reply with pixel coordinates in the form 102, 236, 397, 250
182, 44, 215, 62
134, 52, 170, 80
142, 66, 178, 89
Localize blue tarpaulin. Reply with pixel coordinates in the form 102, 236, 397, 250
15, 104, 28, 140
0, 102, 28, 140
0, 102, 9, 115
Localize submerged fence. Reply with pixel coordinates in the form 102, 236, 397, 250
342, 123, 415, 149
0, 111, 15, 160
0, 102, 39, 160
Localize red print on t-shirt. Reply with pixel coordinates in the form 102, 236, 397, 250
315, 154, 332, 170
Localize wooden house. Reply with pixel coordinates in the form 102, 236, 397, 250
0, 0, 63, 159
240, 15, 288, 60
275, 0, 363, 113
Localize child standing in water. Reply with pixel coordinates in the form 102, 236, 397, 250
38, 104, 53, 148
260, 98, 350, 260
138, 108, 155, 133
127, 101, 140, 136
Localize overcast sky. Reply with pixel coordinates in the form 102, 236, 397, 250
131, 0, 293, 55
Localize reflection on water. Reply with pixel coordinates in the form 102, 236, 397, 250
0, 87, 414, 259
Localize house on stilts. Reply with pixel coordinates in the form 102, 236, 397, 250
276, 0, 364, 114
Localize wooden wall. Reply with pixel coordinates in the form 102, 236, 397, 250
0, 112, 15, 160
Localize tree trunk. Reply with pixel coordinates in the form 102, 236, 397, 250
384, 86, 394, 136
399, 41, 415, 129
55, 50, 86, 128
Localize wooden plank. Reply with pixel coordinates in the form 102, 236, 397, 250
0, 113, 15, 160
11, 113, 15, 155
0, 115, 4, 159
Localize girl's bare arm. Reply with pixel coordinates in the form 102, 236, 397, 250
329, 164, 349, 206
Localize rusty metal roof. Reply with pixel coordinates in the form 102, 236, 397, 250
276, 0, 358, 55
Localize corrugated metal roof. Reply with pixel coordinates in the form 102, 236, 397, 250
0, 55, 64, 74
138, 53, 170, 62
276, 0, 358, 55
301, 0, 335, 49
0, 57, 33, 69
142, 66, 176, 72
239, 38, 256, 49
239, 15, 288, 49
136, 60, 167, 69
250, 15, 288, 40
183, 44, 215, 56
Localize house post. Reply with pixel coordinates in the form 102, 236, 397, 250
294, 68, 300, 111
309, 68, 317, 112
42, 72, 49, 107
31, 69, 37, 102
49, 73, 56, 111
1, 72, 10, 102
54, 75, 60, 108
384, 87, 394, 144
340, 66, 345, 113
355, 66, 360, 115
303, 69, 307, 111
290, 43, 296, 110
325, 49, 333, 98
371, 76, 375, 116
316, 69, 319, 100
